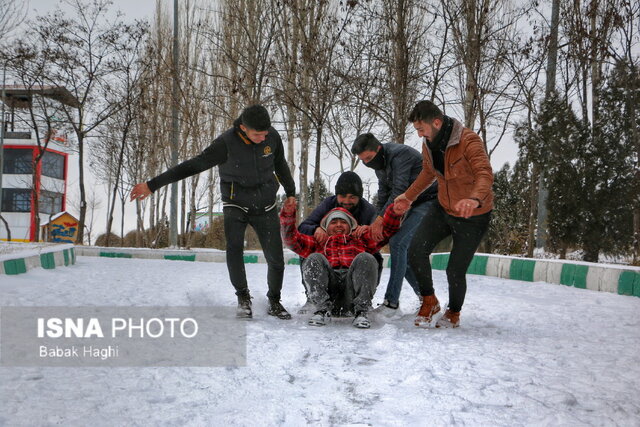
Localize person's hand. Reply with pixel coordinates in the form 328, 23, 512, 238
130, 183, 151, 201
284, 196, 296, 209
370, 217, 384, 242
454, 198, 479, 218
393, 202, 408, 215
282, 197, 297, 215
313, 227, 328, 245
394, 193, 412, 214
352, 225, 369, 238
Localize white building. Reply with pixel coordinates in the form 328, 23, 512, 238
1, 85, 78, 242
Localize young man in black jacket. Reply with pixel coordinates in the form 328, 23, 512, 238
130, 105, 296, 320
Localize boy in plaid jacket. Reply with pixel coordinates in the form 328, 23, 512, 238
280, 202, 403, 328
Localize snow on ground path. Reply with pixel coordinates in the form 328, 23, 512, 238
1, 257, 639, 426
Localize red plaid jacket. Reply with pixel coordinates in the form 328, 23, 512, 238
280, 204, 402, 269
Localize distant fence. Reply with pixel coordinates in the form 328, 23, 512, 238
72, 247, 640, 298
1, 245, 76, 275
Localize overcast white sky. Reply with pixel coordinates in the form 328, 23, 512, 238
26, 0, 154, 21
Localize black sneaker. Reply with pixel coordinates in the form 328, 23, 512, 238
268, 299, 292, 320
236, 292, 252, 318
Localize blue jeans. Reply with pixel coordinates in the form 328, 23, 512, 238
383, 200, 434, 305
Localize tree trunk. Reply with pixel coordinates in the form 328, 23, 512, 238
31, 167, 40, 242
149, 192, 156, 231
0, 215, 11, 241
536, 0, 560, 251
207, 169, 214, 232
461, 0, 480, 129
105, 130, 128, 247
187, 175, 198, 248
527, 165, 539, 258
583, 243, 600, 263
76, 134, 87, 244
105, 192, 116, 247
391, 0, 409, 144
313, 126, 322, 206
589, 0, 602, 139
180, 179, 187, 245
298, 124, 310, 220
136, 200, 145, 247
286, 104, 297, 176
545, 0, 560, 95
630, 64, 640, 263
120, 197, 125, 246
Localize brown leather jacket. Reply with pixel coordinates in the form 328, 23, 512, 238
405, 118, 493, 217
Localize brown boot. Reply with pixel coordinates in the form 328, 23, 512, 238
435, 309, 460, 328
415, 295, 440, 328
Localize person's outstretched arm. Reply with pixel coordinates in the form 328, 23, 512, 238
130, 138, 227, 201
280, 202, 317, 257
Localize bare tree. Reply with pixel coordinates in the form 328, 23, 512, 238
0, 0, 27, 42
213, 0, 280, 105
361, 0, 434, 144
83, 189, 102, 245
324, 5, 388, 172
273, 1, 356, 211
91, 21, 149, 246
176, 1, 221, 247
32, 0, 132, 244
444, 0, 532, 139
272, 0, 310, 219
140, 2, 173, 234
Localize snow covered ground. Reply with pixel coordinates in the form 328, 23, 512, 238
1, 256, 639, 426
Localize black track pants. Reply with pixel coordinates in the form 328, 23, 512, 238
223, 206, 285, 300
409, 203, 491, 312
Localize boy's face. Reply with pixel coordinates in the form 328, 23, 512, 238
326, 218, 350, 236
240, 124, 269, 143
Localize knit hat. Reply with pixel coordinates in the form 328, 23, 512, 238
334, 171, 363, 198
320, 207, 358, 232
240, 105, 271, 131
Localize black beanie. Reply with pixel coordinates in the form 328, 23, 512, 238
240, 104, 271, 131
335, 171, 363, 198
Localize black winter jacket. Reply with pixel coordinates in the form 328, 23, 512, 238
375, 143, 438, 216
147, 122, 295, 212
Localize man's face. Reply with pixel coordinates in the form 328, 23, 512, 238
336, 194, 360, 211
326, 218, 350, 236
240, 124, 269, 144
413, 119, 442, 142
356, 146, 380, 164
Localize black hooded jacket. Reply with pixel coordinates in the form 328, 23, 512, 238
147, 119, 296, 212
374, 143, 438, 216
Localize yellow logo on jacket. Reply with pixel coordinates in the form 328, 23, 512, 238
264, 146, 272, 155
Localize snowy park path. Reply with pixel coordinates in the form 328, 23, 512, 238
1, 256, 639, 426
